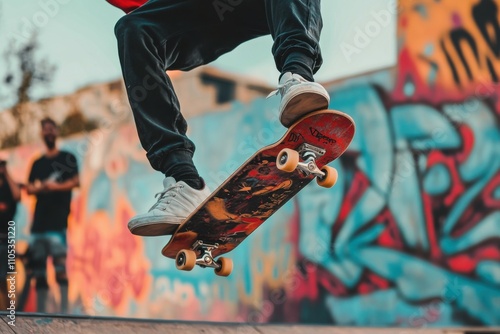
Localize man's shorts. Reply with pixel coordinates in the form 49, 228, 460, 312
29, 230, 67, 266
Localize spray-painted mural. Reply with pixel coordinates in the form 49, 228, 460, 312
2, 0, 500, 327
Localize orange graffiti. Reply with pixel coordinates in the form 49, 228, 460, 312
398, 0, 500, 101
67, 192, 152, 315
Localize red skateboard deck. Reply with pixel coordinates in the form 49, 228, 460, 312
162, 109, 355, 276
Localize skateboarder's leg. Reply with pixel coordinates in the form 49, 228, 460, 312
265, 0, 330, 126
114, 1, 201, 187
114, 0, 269, 236
114, 1, 212, 236
266, 0, 324, 81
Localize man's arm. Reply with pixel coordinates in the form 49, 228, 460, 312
44, 175, 79, 192
27, 160, 43, 195
26, 182, 43, 195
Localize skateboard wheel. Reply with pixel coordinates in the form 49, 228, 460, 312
277, 148, 300, 172
317, 166, 338, 188
214, 257, 233, 277
176, 249, 197, 271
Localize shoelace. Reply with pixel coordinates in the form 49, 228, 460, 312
266, 74, 307, 99
150, 184, 184, 211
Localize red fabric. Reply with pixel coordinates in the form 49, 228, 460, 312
106, 0, 147, 13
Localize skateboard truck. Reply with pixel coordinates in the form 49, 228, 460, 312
296, 143, 326, 176
175, 240, 233, 276
277, 143, 338, 188
192, 240, 218, 268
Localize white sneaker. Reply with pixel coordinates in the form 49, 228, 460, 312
128, 177, 211, 236
268, 72, 330, 127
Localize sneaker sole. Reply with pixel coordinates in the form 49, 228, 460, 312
128, 217, 183, 236
280, 89, 329, 127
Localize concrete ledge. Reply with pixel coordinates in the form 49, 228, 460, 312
0, 313, 499, 334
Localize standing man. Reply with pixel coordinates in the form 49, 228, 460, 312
26, 118, 79, 314
108, 0, 330, 236
0, 158, 21, 309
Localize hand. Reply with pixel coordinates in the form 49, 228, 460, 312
43, 180, 59, 191
33, 180, 50, 193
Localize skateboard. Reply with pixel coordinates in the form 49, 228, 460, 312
162, 109, 355, 276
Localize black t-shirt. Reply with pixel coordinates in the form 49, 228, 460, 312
28, 151, 78, 233
0, 175, 17, 235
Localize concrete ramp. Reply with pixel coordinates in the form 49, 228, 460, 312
1, 313, 499, 334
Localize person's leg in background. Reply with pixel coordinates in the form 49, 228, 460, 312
29, 236, 49, 312
0, 237, 8, 309
50, 231, 69, 313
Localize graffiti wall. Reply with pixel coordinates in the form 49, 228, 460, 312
396, 0, 500, 103
2, 0, 500, 327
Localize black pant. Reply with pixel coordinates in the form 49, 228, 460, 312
115, 0, 323, 178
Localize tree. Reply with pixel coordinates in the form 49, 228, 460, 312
1, 33, 56, 148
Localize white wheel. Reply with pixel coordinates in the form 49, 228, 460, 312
276, 148, 300, 172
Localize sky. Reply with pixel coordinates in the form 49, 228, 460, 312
0, 0, 397, 109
